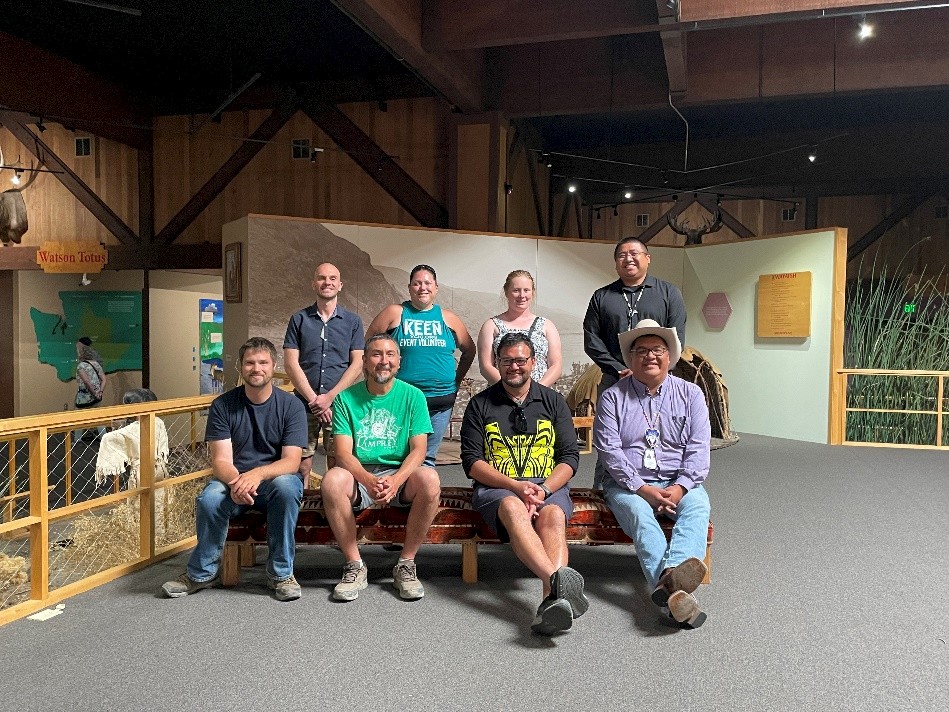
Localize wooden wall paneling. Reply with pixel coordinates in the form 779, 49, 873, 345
686, 27, 763, 103
760, 20, 836, 97
835, 9, 949, 92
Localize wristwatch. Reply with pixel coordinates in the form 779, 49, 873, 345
539, 483, 552, 498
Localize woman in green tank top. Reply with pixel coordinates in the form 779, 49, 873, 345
365, 265, 476, 466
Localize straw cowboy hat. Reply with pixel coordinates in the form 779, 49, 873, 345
617, 318, 682, 370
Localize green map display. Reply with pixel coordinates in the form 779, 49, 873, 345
31, 291, 142, 382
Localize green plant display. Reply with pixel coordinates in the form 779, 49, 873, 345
845, 250, 949, 446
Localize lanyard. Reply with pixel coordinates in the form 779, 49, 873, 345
621, 286, 646, 330
635, 383, 666, 470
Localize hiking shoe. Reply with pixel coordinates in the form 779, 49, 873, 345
332, 561, 368, 601
161, 572, 219, 598
392, 560, 425, 600
550, 566, 589, 618
269, 575, 301, 601
531, 596, 573, 635
668, 590, 708, 629
651, 557, 707, 607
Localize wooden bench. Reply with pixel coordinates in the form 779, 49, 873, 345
221, 487, 713, 586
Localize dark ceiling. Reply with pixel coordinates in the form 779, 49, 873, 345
3, 0, 949, 206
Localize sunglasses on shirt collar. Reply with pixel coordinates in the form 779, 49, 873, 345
510, 406, 528, 434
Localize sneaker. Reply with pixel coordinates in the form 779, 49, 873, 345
668, 590, 707, 629
651, 557, 707, 607
550, 566, 589, 619
392, 560, 425, 600
333, 561, 368, 601
269, 575, 301, 601
531, 596, 573, 635
161, 572, 219, 598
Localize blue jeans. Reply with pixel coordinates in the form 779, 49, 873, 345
187, 474, 303, 583
602, 477, 710, 590
425, 407, 452, 467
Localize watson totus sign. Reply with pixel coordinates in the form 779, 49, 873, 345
36, 241, 108, 273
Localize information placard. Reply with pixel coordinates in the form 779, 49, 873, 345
757, 271, 812, 338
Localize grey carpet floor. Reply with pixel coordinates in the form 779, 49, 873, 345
2, 434, 947, 712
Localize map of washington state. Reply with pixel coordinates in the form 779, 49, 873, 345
30, 291, 142, 381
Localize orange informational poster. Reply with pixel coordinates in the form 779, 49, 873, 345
756, 271, 812, 338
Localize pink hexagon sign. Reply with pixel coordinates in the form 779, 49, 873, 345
702, 292, 732, 329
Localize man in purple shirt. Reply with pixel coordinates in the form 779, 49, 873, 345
593, 319, 711, 628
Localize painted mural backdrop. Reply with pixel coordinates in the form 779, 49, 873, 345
199, 299, 224, 395
30, 291, 143, 380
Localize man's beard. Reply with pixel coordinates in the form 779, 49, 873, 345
371, 369, 393, 385
502, 372, 529, 389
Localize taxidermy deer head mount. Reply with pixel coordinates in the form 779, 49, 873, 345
666, 208, 724, 245
0, 145, 40, 245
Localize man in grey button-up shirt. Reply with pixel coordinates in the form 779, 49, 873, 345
594, 319, 711, 629
284, 263, 365, 479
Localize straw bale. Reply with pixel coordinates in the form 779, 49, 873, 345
0, 552, 28, 598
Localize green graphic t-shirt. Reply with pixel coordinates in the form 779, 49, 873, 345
333, 378, 433, 467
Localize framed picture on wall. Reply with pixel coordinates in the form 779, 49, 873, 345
224, 242, 242, 303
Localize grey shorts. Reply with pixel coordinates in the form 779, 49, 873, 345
471, 482, 573, 543
353, 465, 411, 513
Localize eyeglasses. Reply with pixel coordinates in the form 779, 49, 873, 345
511, 406, 528, 434
632, 346, 668, 358
499, 357, 531, 367
615, 250, 648, 260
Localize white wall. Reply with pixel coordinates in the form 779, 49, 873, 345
149, 271, 223, 399
682, 230, 841, 443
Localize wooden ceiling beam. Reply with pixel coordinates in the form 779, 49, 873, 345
0, 32, 151, 150
0, 244, 222, 271
657, 0, 688, 96
677, 0, 939, 24
422, 0, 656, 51
0, 116, 139, 247
154, 95, 299, 246
332, 0, 483, 112
300, 94, 448, 228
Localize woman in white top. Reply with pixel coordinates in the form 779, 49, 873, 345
477, 270, 563, 387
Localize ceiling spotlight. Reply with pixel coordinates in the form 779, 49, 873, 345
79, 273, 92, 287
11, 170, 22, 186
807, 148, 817, 163
858, 17, 874, 40
567, 183, 577, 193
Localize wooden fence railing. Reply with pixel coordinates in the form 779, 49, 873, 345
0, 395, 218, 626
830, 368, 948, 448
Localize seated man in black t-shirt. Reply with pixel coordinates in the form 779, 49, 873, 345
460, 333, 588, 635
161, 337, 307, 601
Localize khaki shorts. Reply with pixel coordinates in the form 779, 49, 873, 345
302, 411, 333, 459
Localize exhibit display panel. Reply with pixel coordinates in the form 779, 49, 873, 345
226, 216, 844, 444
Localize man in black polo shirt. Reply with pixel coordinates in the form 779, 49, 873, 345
460, 332, 588, 636
284, 262, 365, 478
583, 237, 686, 394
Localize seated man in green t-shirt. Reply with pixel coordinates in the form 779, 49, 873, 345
323, 333, 441, 602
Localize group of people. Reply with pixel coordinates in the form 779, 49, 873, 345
162, 236, 713, 634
